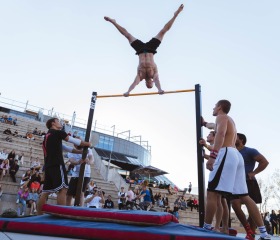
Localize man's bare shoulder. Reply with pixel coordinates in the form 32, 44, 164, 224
216, 114, 229, 122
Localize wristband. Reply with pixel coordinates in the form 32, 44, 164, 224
210, 150, 218, 159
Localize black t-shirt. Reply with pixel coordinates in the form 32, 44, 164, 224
104, 199, 114, 208
42, 129, 68, 168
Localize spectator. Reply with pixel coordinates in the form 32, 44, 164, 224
164, 206, 173, 214
12, 118, 18, 126
28, 171, 41, 191
27, 188, 39, 215
187, 196, 195, 211
30, 157, 41, 171
104, 195, 114, 209
270, 210, 278, 236
162, 194, 169, 207
188, 182, 192, 194
193, 197, 199, 211
85, 189, 105, 208
20, 169, 31, 187
0, 159, 10, 181
0, 115, 5, 123
264, 212, 271, 234
9, 159, 19, 182
17, 152, 24, 166
173, 203, 180, 219
8, 150, 16, 162
126, 186, 135, 209
25, 132, 35, 140
16, 187, 29, 216
118, 187, 127, 210
7, 116, 13, 124
85, 179, 96, 197
0, 149, 8, 163
136, 183, 152, 210
3, 128, 12, 135
5, 136, 13, 142
33, 128, 38, 135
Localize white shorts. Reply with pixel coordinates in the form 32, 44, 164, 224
208, 147, 248, 196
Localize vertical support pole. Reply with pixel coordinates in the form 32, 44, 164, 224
195, 84, 205, 227
74, 92, 97, 206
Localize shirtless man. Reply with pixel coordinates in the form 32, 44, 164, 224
104, 4, 184, 97
203, 100, 270, 240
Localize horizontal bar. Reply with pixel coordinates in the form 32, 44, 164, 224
97, 89, 195, 98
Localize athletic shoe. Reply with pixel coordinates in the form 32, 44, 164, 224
21, 212, 25, 216
245, 232, 255, 240
258, 235, 271, 240
16, 199, 19, 204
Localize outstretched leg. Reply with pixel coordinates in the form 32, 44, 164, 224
104, 17, 136, 43
155, 4, 184, 41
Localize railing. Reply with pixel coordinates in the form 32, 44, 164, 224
0, 95, 151, 152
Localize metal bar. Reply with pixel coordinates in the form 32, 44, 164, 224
97, 89, 195, 98
195, 84, 205, 227
74, 92, 97, 206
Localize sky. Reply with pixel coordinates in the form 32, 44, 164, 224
0, 0, 280, 203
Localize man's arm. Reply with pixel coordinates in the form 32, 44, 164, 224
124, 75, 141, 97
206, 115, 228, 171
201, 117, 215, 129
153, 72, 164, 94
248, 154, 269, 179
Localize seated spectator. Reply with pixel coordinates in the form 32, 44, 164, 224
12, 118, 18, 126
9, 159, 19, 182
164, 206, 173, 214
187, 196, 195, 211
27, 188, 39, 215
3, 115, 8, 123
85, 179, 96, 197
17, 152, 24, 166
16, 187, 29, 216
0, 159, 10, 181
118, 187, 127, 210
167, 185, 174, 195
0, 115, 5, 123
3, 128, 12, 135
25, 132, 35, 140
0, 149, 8, 163
173, 203, 180, 219
28, 171, 41, 191
20, 169, 32, 187
162, 194, 169, 207
30, 157, 41, 171
193, 197, 199, 211
8, 150, 16, 162
41, 131, 46, 137
32, 128, 38, 135
104, 195, 114, 209
12, 130, 19, 137
126, 186, 135, 209
7, 116, 13, 124
85, 189, 105, 208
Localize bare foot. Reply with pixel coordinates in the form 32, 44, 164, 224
174, 4, 184, 17
104, 16, 116, 24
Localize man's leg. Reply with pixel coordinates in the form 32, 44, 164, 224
240, 196, 270, 239
104, 17, 136, 43
57, 188, 68, 205
155, 4, 184, 41
221, 198, 229, 234
37, 192, 49, 215
204, 191, 218, 228
66, 194, 73, 206
214, 194, 223, 231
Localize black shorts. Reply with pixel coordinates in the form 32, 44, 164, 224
43, 165, 68, 193
247, 179, 262, 203
67, 177, 90, 197
231, 179, 262, 204
131, 38, 161, 55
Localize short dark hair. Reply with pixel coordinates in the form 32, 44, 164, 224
217, 100, 231, 114
237, 133, 247, 145
46, 118, 58, 129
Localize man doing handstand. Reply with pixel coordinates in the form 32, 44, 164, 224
104, 4, 184, 97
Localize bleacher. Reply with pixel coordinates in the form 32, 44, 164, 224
0, 111, 244, 233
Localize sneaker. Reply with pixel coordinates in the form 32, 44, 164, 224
258, 235, 271, 240
21, 212, 25, 216
34, 209, 37, 213
245, 232, 255, 240
16, 199, 19, 204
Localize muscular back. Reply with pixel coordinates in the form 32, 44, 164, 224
137, 53, 158, 79
214, 115, 237, 149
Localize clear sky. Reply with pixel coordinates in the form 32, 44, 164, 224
1, 1, 279, 197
